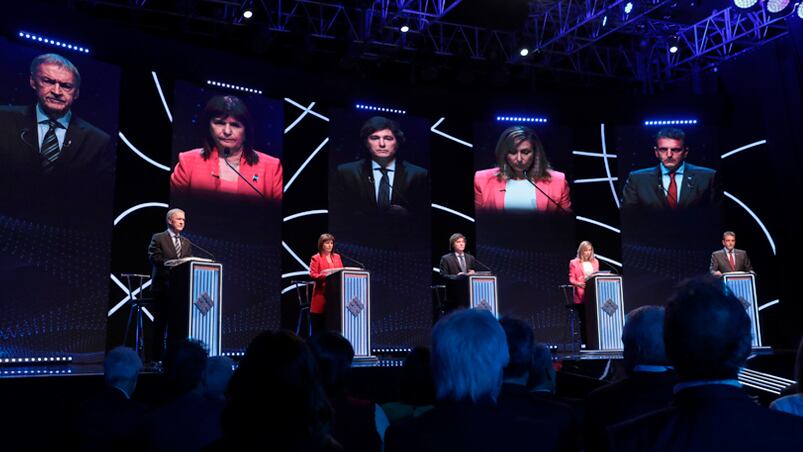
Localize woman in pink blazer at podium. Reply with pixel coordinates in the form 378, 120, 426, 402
309, 233, 344, 332
474, 126, 571, 213
569, 240, 599, 305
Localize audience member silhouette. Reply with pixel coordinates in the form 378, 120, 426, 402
585, 306, 676, 452
608, 277, 803, 451
203, 355, 234, 401
382, 346, 436, 423
308, 331, 387, 452
770, 338, 803, 417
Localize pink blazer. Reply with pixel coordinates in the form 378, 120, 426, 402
474, 168, 571, 213
569, 257, 599, 304
170, 148, 283, 200
309, 253, 344, 314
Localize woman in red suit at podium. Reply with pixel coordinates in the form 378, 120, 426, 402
569, 240, 600, 305
309, 233, 344, 333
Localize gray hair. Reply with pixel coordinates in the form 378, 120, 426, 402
104, 346, 142, 386
30, 53, 81, 88
166, 208, 185, 223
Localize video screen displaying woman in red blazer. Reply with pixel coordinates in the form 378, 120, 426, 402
474, 126, 571, 213
309, 233, 345, 333
170, 95, 282, 200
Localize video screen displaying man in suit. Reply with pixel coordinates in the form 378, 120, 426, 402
710, 231, 754, 277
0, 41, 120, 358
621, 127, 721, 210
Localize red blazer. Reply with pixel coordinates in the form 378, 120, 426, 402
309, 253, 344, 314
474, 168, 571, 212
170, 148, 283, 200
569, 257, 599, 304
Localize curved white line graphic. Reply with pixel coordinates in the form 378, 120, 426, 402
572, 151, 618, 158
284, 209, 328, 222
282, 283, 303, 295
284, 137, 329, 192
284, 98, 330, 122
432, 267, 440, 273
721, 139, 767, 159
283, 241, 310, 270
595, 254, 623, 268
758, 299, 779, 311
724, 191, 776, 255
574, 177, 619, 184
600, 124, 621, 209
282, 271, 311, 279
431, 203, 475, 223
114, 202, 169, 225
430, 118, 474, 148
285, 101, 317, 133
118, 132, 171, 172
575, 216, 621, 233
151, 71, 173, 123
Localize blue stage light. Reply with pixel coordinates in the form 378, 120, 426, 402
624, 2, 634, 14
643, 119, 698, 126
18, 31, 89, 53
766, 0, 792, 13
496, 115, 548, 124
207, 80, 262, 95
354, 103, 407, 115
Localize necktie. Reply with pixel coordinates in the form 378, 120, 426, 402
377, 167, 390, 209
40, 119, 61, 171
728, 251, 735, 271
458, 254, 467, 273
174, 235, 182, 258
667, 172, 678, 208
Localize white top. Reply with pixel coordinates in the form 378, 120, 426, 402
504, 179, 537, 211
770, 393, 803, 418
582, 261, 594, 277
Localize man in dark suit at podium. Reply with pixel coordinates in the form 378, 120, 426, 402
439, 233, 477, 278
147, 208, 193, 362
710, 231, 753, 277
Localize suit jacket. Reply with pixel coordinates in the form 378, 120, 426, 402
73, 385, 147, 452
474, 168, 571, 213
608, 384, 803, 452
585, 370, 676, 452
170, 147, 282, 200
148, 231, 194, 294
621, 163, 720, 210
141, 391, 224, 452
568, 258, 600, 304
309, 252, 344, 314
385, 402, 561, 452
331, 158, 428, 217
496, 383, 580, 452
710, 248, 753, 274
439, 252, 477, 278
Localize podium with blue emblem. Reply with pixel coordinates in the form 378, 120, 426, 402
167, 257, 223, 356
325, 268, 374, 360
722, 272, 763, 347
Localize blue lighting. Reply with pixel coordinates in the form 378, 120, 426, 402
18, 31, 89, 54
643, 119, 699, 126
207, 80, 262, 95
495, 115, 548, 124
1, 355, 73, 365
624, 2, 634, 14
355, 103, 407, 115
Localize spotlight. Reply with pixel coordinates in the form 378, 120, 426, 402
243, 9, 253, 19
669, 45, 678, 53
766, 0, 792, 13
733, 0, 759, 7
624, 2, 634, 14
602, 15, 608, 27
519, 48, 530, 57
400, 25, 410, 33
798, 2, 803, 18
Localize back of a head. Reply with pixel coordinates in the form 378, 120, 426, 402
664, 276, 752, 381
307, 331, 355, 398
499, 317, 534, 381
400, 346, 435, 406
164, 339, 208, 395
104, 346, 142, 390
528, 343, 556, 392
431, 309, 509, 404
622, 306, 668, 371
204, 356, 235, 399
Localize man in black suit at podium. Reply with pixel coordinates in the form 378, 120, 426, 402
147, 208, 193, 362
439, 233, 476, 279
710, 231, 753, 277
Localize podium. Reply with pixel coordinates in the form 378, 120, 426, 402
325, 268, 373, 360
584, 273, 625, 351
167, 258, 223, 356
722, 272, 762, 347
444, 273, 499, 316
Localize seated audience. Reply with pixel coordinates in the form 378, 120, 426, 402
308, 332, 388, 452
74, 346, 147, 451
770, 338, 803, 417
608, 277, 803, 451
382, 347, 436, 423
585, 306, 676, 452
385, 309, 560, 452
203, 355, 234, 401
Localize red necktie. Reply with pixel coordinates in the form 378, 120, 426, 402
667, 172, 678, 208
728, 252, 735, 271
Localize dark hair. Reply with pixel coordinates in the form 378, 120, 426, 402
164, 339, 208, 395
655, 127, 686, 144
500, 317, 534, 380
664, 276, 752, 381
222, 330, 334, 449
307, 332, 354, 398
494, 126, 551, 182
622, 306, 668, 370
317, 233, 335, 252
448, 233, 466, 251
359, 116, 406, 149
200, 95, 259, 165
399, 347, 436, 406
